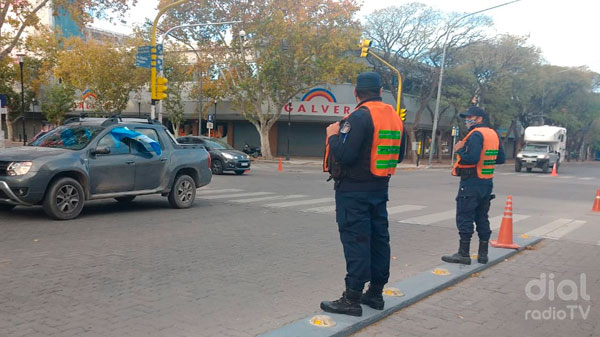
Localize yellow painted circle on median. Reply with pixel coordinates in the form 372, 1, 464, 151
432, 268, 451, 276
471, 254, 478, 259
310, 315, 336, 327
383, 287, 405, 297
520, 234, 530, 239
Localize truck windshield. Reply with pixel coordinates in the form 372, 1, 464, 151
30, 125, 104, 150
523, 144, 548, 152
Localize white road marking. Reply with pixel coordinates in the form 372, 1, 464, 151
196, 188, 244, 195
579, 177, 594, 181
557, 176, 575, 179
197, 192, 274, 200
387, 205, 426, 215
229, 194, 306, 203
303, 205, 337, 213
543, 220, 587, 240
526, 218, 574, 237
490, 214, 531, 230
265, 197, 334, 208
398, 209, 455, 225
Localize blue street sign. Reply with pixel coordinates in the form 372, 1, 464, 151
138, 45, 152, 54
208, 114, 214, 122
136, 45, 152, 68
135, 54, 151, 68
156, 44, 163, 56
155, 58, 163, 71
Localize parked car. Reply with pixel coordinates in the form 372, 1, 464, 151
177, 136, 250, 175
0, 116, 212, 220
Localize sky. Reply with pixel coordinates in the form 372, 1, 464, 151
93, 0, 600, 73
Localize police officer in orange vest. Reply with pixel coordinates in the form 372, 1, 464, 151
442, 106, 505, 265
321, 72, 406, 317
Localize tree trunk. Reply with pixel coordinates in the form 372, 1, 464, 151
6, 117, 14, 142
405, 125, 417, 164
257, 123, 273, 160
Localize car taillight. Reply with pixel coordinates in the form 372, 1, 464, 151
207, 152, 211, 168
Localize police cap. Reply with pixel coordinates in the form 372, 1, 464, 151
356, 72, 382, 90
460, 106, 488, 119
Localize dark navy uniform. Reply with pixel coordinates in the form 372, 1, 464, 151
443, 106, 505, 266
455, 125, 506, 242
327, 97, 406, 292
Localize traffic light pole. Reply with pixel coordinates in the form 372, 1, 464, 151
150, 0, 191, 120
366, 51, 403, 117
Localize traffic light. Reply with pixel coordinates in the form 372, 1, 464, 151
155, 76, 168, 100
400, 108, 407, 121
360, 39, 371, 58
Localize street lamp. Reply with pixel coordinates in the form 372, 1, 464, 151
428, 0, 521, 167
31, 98, 37, 135
286, 102, 291, 161
17, 53, 26, 145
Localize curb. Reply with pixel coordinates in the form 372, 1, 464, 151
259, 235, 542, 337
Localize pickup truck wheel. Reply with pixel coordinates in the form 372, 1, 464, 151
43, 177, 85, 220
515, 161, 522, 172
211, 159, 224, 175
542, 161, 549, 173
0, 204, 16, 211
168, 174, 196, 209
115, 196, 136, 203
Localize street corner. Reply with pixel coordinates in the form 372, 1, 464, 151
259, 235, 543, 337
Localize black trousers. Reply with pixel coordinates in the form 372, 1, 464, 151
335, 189, 390, 292
456, 180, 494, 242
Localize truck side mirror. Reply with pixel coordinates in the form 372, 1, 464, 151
91, 146, 111, 155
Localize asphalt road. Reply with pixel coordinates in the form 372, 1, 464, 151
1, 160, 598, 336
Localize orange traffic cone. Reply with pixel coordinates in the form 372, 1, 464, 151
278, 158, 283, 172
490, 196, 520, 249
551, 163, 558, 176
592, 189, 600, 213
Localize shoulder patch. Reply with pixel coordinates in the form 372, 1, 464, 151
340, 121, 351, 134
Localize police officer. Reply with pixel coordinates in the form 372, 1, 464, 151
320, 72, 406, 317
442, 106, 505, 265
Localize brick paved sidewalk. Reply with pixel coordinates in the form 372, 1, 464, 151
354, 239, 599, 337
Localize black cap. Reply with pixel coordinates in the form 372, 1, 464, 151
356, 72, 382, 90
460, 106, 487, 118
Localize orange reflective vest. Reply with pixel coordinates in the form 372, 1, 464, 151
324, 101, 403, 177
451, 127, 500, 179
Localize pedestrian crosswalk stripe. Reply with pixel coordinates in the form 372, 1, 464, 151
525, 218, 573, 237
543, 220, 587, 240
557, 176, 574, 179
197, 192, 274, 200
387, 205, 426, 215
196, 188, 244, 195
398, 209, 454, 225
579, 177, 594, 180
490, 214, 530, 230
230, 194, 307, 203
265, 197, 334, 208
303, 205, 336, 213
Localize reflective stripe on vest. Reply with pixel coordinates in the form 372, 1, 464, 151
368, 101, 404, 177
451, 127, 500, 179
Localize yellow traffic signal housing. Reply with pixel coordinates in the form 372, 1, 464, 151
400, 108, 407, 121
155, 76, 168, 100
360, 39, 371, 58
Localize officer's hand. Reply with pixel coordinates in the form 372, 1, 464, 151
454, 140, 465, 151
326, 122, 340, 138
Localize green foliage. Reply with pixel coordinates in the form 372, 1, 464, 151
41, 84, 75, 125
163, 50, 193, 136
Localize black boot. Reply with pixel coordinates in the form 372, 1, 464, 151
478, 241, 489, 264
361, 284, 385, 310
320, 288, 363, 317
441, 240, 471, 265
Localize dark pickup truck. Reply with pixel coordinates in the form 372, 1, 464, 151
0, 117, 212, 220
